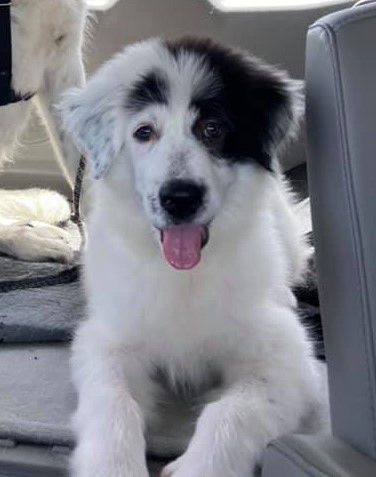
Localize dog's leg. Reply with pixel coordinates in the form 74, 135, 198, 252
0, 55, 84, 262
71, 322, 150, 477
162, 383, 306, 477
0, 222, 74, 263
40, 51, 85, 185
0, 101, 33, 166
162, 315, 323, 477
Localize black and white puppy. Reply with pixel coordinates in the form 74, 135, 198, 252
61, 38, 328, 477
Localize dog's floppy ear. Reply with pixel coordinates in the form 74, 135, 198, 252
258, 76, 304, 155
180, 38, 304, 171
189, 38, 304, 170
241, 70, 304, 170
59, 86, 124, 179
221, 61, 304, 171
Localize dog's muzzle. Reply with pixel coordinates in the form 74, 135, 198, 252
157, 180, 209, 270
159, 179, 205, 221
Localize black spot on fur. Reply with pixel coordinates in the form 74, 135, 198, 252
166, 38, 297, 171
126, 69, 169, 112
55, 34, 66, 45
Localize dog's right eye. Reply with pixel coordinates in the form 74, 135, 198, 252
133, 125, 156, 142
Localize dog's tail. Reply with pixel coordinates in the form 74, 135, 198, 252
0, 188, 70, 226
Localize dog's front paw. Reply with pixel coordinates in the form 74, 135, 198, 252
72, 442, 149, 477
160, 457, 179, 477
161, 451, 257, 477
160, 456, 190, 477
161, 454, 211, 477
5, 222, 75, 263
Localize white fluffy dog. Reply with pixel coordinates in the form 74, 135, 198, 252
61, 38, 328, 477
0, 0, 86, 262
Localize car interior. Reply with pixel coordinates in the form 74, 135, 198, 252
0, 0, 375, 475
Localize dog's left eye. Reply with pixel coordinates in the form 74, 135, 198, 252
202, 120, 223, 140
133, 124, 156, 142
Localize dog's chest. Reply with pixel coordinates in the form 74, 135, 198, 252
152, 363, 223, 402
146, 364, 224, 456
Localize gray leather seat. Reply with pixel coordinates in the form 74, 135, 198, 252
262, 2, 376, 476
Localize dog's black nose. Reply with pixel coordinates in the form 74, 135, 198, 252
159, 180, 205, 220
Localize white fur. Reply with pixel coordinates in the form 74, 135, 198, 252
0, 188, 75, 262
62, 39, 329, 477
0, 0, 86, 262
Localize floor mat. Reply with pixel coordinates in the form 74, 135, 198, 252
0, 221, 84, 343
0, 280, 84, 343
0, 344, 74, 448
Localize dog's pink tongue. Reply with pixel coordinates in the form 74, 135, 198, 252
162, 225, 203, 270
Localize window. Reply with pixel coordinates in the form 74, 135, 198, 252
209, 0, 351, 11
85, 0, 120, 11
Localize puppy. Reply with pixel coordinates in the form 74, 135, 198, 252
61, 38, 328, 477
0, 0, 86, 262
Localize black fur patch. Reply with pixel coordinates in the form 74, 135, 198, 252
126, 69, 169, 112
166, 38, 296, 170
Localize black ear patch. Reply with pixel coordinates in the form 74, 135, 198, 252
166, 38, 301, 171
126, 69, 169, 112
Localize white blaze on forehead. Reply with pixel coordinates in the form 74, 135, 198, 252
163, 49, 220, 109
99, 38, 218, 112
84, 38, 220, 124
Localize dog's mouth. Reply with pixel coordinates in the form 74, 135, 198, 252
159, 224, 209, 270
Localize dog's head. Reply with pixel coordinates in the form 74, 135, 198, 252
60, 38, 302, 270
